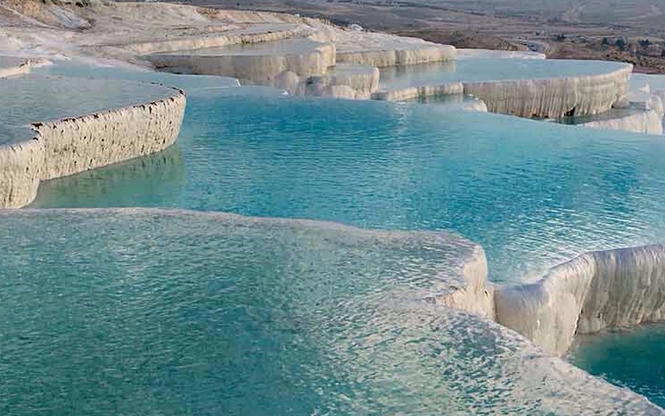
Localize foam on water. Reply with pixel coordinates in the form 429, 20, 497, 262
0, 209, 658, 415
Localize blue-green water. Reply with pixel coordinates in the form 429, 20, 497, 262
570, 324, 665, 408
17, 62, 665, 410
0, 209, 605, 415
31, 83, 665, 284
631, 73, 665, 93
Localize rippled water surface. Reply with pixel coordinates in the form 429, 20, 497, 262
13, 62, 665, 413
2, 209, 635, 416
32, 74, 665, 283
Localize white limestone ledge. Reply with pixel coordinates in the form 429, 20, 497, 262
0, 57, 30, 78
494, 243, 665, 356
333, 31, 457, 67
372, 82, 464, 101
302, 64, 380, 99
430, 233, 665, 357
463, 65, 633, 119
456, 49, 546, 60
337, 44, 456, 68
581, 109, 663, 135
146, 39, 336, 84
439, 240, 665, 357
117, 24, 314, 56
0, 92, 186, 208
0, 57, 50, 79
435, 243, 496, 321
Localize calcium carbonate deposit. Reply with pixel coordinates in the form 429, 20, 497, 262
3, 0, 665, 413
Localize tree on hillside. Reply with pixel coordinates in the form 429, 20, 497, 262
602, 37, 609, 46
639, 38, 651, 50
616, 37, 627, 51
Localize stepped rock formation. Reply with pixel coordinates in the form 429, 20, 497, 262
495, 244, 665, 355
146, 39, 337, 83
463, 65, 633, 119
0, 64, 186, 208
3, 5, 665, 411
0, 92, 185, 208
439, 240, 665, 357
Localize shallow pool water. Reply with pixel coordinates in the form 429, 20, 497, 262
34, 62, 241, 91
378, 58, 629, 91
31, 78, 665, 284
631, 73, 665, 92
570, 324, 665, 408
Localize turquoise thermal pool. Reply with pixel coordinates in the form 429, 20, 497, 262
10, 60, 665, 411
571, 324, 665, 409
30, 65, 665, 284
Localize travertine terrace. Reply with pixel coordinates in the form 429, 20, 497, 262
3, 1, 665, 413
0, 64, 185, 207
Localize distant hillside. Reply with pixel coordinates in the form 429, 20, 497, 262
392, 29, 527, 52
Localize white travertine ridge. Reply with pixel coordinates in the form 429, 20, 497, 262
305, 64, 380, 99
435, 244, 496, 321
0, 91, 186, 208
456, 49, 546, 60
336, 44, 457, 68
122, 25, 314, 56
372, 82, 464, 101
427, 236, 665, 357
581, 109, 663, 135
36, 93, 185, 180
333, 30, 457, 67
0, 57, 50, 78
146, 40, 336, 83
463, 65, 633, 118
494, 244, 665, 356
0, 139, 44, 208
0, 56, 31, 78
